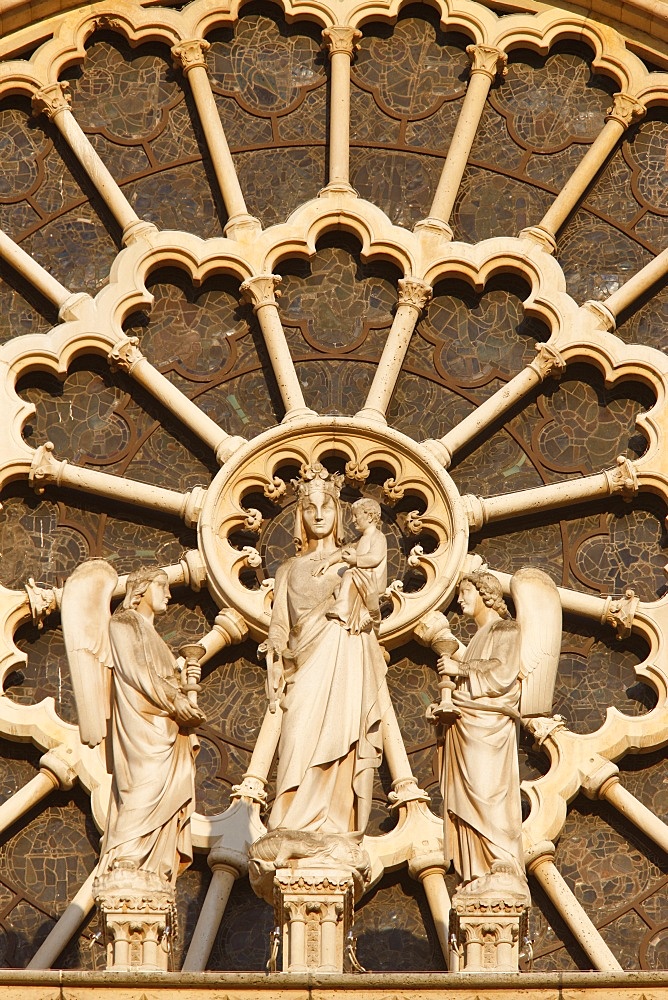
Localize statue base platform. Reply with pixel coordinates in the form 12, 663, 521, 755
94, 864, 176, 972
449, 867, 530, 973
249, 831, 371, 973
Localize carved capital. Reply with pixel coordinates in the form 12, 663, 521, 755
603, 588, 639, 639
29, 442, 66, 494
231, 772, 268, 806
605, 92, 646, 128
519, 225, 557, 254
108, 336, 144, 373
387, 776, 430, 809
604, 455, 638, 500
181, 485, 207, 527
240, 274, 281, 312
397, 278, 432, 314
462, 493, 485, 531
529, 342, 566, 380
407, 850, 446, 881
581, 299, 617, 332
32, 81, 71, 120
522, 714, 566, 747
213, 607, 249, 645
178, 548, 208, 592
321, 26, 362, 59
580, 755, 620, 800
172, 38, 211, 73
25, 577, 61, 628
466, 44, 507, 80
39, 746, 77, 790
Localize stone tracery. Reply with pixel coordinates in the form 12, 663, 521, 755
0, 0, 666, 977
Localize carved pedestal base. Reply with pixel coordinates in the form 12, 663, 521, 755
449, 873, 529, 973
94, 865, 177, 972
249, 830, 370, 973
274, 867, 355, 973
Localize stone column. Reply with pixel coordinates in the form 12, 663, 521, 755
521, 93, 646, 252
321, 27, 362, 194
418, 45, 507, 239
240, 274, 314, 420
171, 39, 260, 239
356, 279, 432, 423
32, 82, 156, 246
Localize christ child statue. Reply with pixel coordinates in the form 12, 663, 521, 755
315, 497, 388, 635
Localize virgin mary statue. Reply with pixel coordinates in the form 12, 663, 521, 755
263, 463, 390, 837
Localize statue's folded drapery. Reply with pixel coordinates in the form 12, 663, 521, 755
99, 608, 199, 885
443, 617, 523, 884
267, 556, 389, 836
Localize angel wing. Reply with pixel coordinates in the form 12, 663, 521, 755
60, 559, 118, 747
510, 566, 562, 718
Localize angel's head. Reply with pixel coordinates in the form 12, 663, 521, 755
458, 572, 509, 620
123, 567, 171, 616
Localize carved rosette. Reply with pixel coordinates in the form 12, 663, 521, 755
197, 417, 468, 648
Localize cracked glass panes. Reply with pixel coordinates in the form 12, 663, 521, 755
0, 0, 667, 976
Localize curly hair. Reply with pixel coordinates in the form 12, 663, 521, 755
122, 567, 169, 610
352, 497, 382, 526
460, 571, 509, 619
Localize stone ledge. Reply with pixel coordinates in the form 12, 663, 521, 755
0, 970, 668, 999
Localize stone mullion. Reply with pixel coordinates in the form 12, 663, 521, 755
463, 456, 638, 530
356, 279, 432, 423
422, 343, 566, 467
240, 274, 314, 420
26, 867, 97, 970
31, 82, 156, 246
0, 226, 89, 321
29, 441, 207, 527
522, 92, 647, 253
108, 337, 245, 464
321, 27, 361, 194
525, 842, 622, 971
418, 45, 507, 238
0, 748, 76, 837
586, 243, 668, 330
172, 40, 260, 239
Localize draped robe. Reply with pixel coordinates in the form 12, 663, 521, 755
267, 555, 389, 835
99, 608, 199, 885
443, 617, 524, 884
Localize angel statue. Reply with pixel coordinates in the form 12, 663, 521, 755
434, 567, 561, 901
61, 560, 204, 887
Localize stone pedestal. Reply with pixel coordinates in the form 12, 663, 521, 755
274, 867, 355, 973
249, 829, 370, 973
448, 872, 530, 973
94, 864, 177, 971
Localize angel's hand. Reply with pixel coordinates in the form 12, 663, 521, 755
174, 695, 205, 728
438, 654, 461, 678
